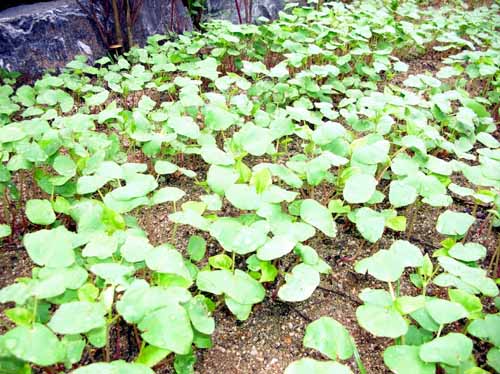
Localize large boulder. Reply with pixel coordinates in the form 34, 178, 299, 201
202, 0, 285, 24
0, 0, 193, 76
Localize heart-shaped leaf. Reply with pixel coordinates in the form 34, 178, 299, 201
278, 263, 320, 302
300, 199, 336, 237
419, 333, 472, 366
25, 199, 56, 225
343, 173, 377, 204
303, 317, 354, 360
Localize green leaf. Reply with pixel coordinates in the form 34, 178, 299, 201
343, 173, 377, 204
174, 350, 196, 374
225, 296, 253, 321
236, 124, 273, 156
25, 199, 56, 225
135, 345, 171, 367
87, 326, 106, 348
356, 304, 407, 338
225, 184, 260, 210
436, 210, 475, 236
3, 324, 64, 366
487, 348, 500, 373
169, 210, 210, 231
204, 105, 238, 131
438, 256, 498, 297
426, 156, 452, 176
154, 160, 178, 175
208, 254, 233, 270
15, 85, 35, 106
120, 234, 153, 263
145, 247, 192, 284
448, 289, 482, 317
385, 215, 407, 232
23, 226, 76, 267
278, 263, 320, 302
303, 317, 354, 360
355, 240, 423, 282
77, 175, 108, 195
0, 283, 30, 305
72, 361, 154, 374
185, 295, 215, 335
107, 174, 158, 200
448, 242, 486, 262
48, 301, 106, 334
355, 250, 404, 282
187, 235, 206, 262
354, 207, 385, 243
389, 181, 417, 208
467, 314, 500, 346
78, 283, 99, 302
209, 218, 268, 255
82, 233, 118, 259
85, 90, 109, 106
328, 199, 350, 214
151, 187, 186, 205
4, 307, 32, 326
227, 270, 266, 305
116, 281, 190, 324
256, 235, 297, 261
207, 165, 239, 195
463, 99, 489, 118
285, 358, 353, 374
252, 168, 272, 194
384, 345, 435, 374
90, 263, 135, 285
53, 155, 76, 177
196, 269, 232, 296
419, 333, 473, 366
200, 145, 234, 166
61, 335, 85, 366
0, 224, 11, 238
300, 199, 336, 237
352, 138, 390, 164
138, 304, 193, 354
168, 116, 200, 139
425, 299, 468, 325
0, 125, 25, 143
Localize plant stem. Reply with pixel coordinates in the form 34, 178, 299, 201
352, 338, 367, 374
111, 0, 124, 48
125, 0, 134, 49
133, 325, 142, 351
406, 199, 419, 239
235, 0, 243, 24
105, 324, 111, 362
32, 298, 38, 325
388, 282, 396, 300
2, 189, 11, 225
436, 324, 443, 338
488, 241, 500, 277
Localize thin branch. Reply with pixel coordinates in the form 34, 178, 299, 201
76, 0, 110, 47
235, 0, 243, 24
275, 300, 312, 322
317, 286, 362, 305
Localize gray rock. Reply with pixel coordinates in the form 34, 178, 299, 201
202, 0, 285, 24
0, 0, 193, 76
134, 0, 193, 43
